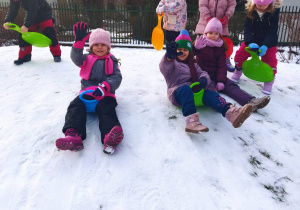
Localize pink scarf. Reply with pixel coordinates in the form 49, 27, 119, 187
79, 53, 114, 80
202, 34, 224, 48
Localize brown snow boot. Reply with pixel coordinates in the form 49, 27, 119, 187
248, 96, 271, 112
185, 113, 209, 133
225, 104, 253, 128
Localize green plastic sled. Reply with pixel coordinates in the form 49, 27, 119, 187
190, 82, 204, 106
242, 47, 274, 82
6, 23, 52, 48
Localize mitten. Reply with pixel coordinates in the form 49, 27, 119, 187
92, 82, 110, 97
198, 77, 207, 89
216, 82, 225, 91
221, 16, 229, 26
166, 41, 183, 60
194, 35, 206, 50
73, 22, 91, 49
258, 45, 268, 56
248, 43, 259, 53
206, 17, 212, 23
156, 5, 165, 15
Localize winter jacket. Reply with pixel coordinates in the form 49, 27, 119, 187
156, 0, 187, 32
193, 45, 227, 84
195, 0, 236, 36
71, 46, 122, 96
4, 0, 53, 28
244, 9, 280, 48
159, 54, 212, 106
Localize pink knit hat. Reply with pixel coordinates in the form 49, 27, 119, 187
253, 0, 274, 5
89, 28, 111, 49
204, 18, 222, 35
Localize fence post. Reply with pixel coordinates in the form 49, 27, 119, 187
138, 5, 141, 44
74, 3, 78, 23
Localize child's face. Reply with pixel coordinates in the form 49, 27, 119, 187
177, 48, 190, 60
256, 4, 269, 13
92, 43, 109, 56
206, 32, 220, 41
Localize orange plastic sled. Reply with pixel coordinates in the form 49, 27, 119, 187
151, 13, 164, 51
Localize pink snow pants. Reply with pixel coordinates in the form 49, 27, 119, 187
234, 42, 277, 74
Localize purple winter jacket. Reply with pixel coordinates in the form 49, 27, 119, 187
195, 0, 236, 36
159, 54, 212, 107
193, 45, 227, 84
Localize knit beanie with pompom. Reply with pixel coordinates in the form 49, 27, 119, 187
175, 29, 192, 52
204, 18, 223, 35
89, 28, 111, 49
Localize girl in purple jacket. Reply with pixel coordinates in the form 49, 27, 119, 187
55, 22, 123, 155
193, 18, 270, 112
232, 0, 282, 95
159, 29, 253, 133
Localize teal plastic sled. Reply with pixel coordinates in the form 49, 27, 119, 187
6, 23, 52, 48
242, 47, 274, 82
190, 82, 204, 106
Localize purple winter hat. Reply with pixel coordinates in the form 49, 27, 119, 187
204, 18, 223, 35
253, 0, 274, 5
89, 28, 111, 49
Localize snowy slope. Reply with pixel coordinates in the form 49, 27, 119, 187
0, 46, 299, 210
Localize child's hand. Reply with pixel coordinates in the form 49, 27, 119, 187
258, 45, 268, 56
216, 82, 225, 91
92, 83, 109, 97
221, 16, 229, 26
194, 35, 206, 50
156, 5, 165, 15
248, 43, 259, 50
166, 41, 183, 60
73, 22, 91, 42
198, 77, 207, 89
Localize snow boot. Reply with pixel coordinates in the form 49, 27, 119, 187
248, 96, 271, 112
56, 128, 84, 151
226, 57, 235, 72
225, 104, 253, 128
185, 112, 209, 133
231, 68, 243, 83
54, 56, 61, 62
14, 54, 31, 65
262, 80, 275, 95
103, 126, 124, 154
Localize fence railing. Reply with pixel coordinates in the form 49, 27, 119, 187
0, 3, 299, 47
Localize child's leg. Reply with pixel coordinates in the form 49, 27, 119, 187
261, 47, 277, 95
62, 96, 88, 140
175, 85, 208, 133
96, 97, 122, 144
202, 90, 231, 116
232, 42, 252, 83
165, 30, 180, 44
221, 79, 254, 106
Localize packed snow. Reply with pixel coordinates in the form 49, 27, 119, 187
0, 45, 299, 210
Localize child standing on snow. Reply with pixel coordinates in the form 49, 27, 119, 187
193, 18, 270, 112
231, 0, 283, 95
156, 0, 187, 43
194, 0, 237, 71
159, 29, 253, 133
3, 0, 61, 65
56, 22, 123, 154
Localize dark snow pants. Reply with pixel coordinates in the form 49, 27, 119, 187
62, 96, 121, 143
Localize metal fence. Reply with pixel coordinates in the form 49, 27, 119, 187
0, 2, 299, 47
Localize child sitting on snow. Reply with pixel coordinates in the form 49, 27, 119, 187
159, 30, 253, 133
55, 22, 123, 154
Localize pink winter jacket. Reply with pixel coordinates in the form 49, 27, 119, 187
195, 0, 236, 36
156, 0, 187, 32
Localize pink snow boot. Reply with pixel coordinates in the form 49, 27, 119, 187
103, 126, 124, 154
225, 104, 253, 128
262, 80, 275, 95
56, 128, 84, 151
231, 69, 243, 83
185, 112, 209, 133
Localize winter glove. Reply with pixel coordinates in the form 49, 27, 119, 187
216, 82, 225, 91
194, 35, 206, 50
3, 22, 10, 30
198, 77, 207, 89
73, 22, 91, 48
248, 43, 259, 53
206, 17, 212, 23
92, 82, 110, 97
166, 41, 183, 60
156, 5, 165, 15
258, 45, 268, 56
221, 16, 229, 26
